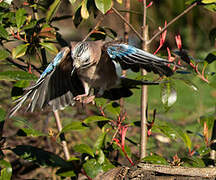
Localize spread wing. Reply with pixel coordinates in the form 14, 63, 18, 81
105, 43, 174, 76
8, 47, 84, 118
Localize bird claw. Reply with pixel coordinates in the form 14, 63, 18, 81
74, 94, 95, 104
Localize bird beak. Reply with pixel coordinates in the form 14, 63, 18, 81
71, 66, 76, 76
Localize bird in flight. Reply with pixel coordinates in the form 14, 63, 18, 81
8, 40, 175, 117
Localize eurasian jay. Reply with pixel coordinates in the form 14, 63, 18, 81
8, 40, 175, 117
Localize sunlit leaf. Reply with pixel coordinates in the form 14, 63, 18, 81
202, 0, 216, 4
12, 43, 29, 59
83, 159, 103, 178
46, 0, 61, 23
74, 144, 94, 157
0, 160, 12, 180
61, 122, 88, 133
94, 0, 112, 14
142, 154, 169, 165
83, 116, 110, 124
161, 81, 177, 110
12, 145, 71, 168
0, 25, 8, 39
39, 42, 58, 54
16, 8, 26, 29
81, 0, 89, 19
0, 49, 10, 60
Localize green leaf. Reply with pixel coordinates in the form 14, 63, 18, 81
105, 102, 120, 116
97, 149, 105, 164
39, 42, 58, 54
171, 125, 192, 150
197, 146, 211, 156
12, 43, 29, 59
61, 121, 88, 133
74, 144, 94, 157
12, 145, 71, 168
13, 117, 46, 137
46, 0, 61, 23
0, 71, 37, 81
0, 160, 12, 180
204, 4, 216, 12
94, 132, 107, 150
182, 157, 205, 168
101, 158, 115, 172
161, 81, 177, 110
0, 25, 8, 39
94, 0, 112, 14
200, 114, 215, 131
83, 159, 103, 178
83, 116, 110, 124
0, 49, 10, 60
205, 51, 216, 64
81, 0, 89, 19
209, 74, 216, 88
56, 168, 76, 177
142, 155, 169, 165
202, 0, 216, 4
16, 8, 26, 29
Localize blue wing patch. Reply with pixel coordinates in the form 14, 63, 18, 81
38, 47, 70, 81
107, 44, 137, 59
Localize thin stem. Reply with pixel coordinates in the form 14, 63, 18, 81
147, 2, 198, 45
82, 15, 104, 42
53, 110, 70, 160
111, 7, 144, 42
140, 0, 148, 160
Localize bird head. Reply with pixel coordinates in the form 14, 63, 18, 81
71, 42, 92, 75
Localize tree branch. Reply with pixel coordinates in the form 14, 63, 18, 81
147, 2, 198, 45
111, 7, 144, 42
140, 0, 148, 160
53, 110, 70, 160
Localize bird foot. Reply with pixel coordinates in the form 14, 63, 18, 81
74, 94, 95, 104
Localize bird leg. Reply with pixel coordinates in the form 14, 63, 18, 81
73, 94, 95, 104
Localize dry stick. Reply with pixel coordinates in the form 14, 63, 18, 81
147, 2, 198, 45
53, 110, 70, 160
111, 7, 144, 42
82, 15, 104, 42
140, 0, 148, 160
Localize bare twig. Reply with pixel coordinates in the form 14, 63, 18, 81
82, 15, 104, 42
140, 0, 148, 160
147, 2, 198, 45
111, 7, 144, 42
53, 110, 70, 160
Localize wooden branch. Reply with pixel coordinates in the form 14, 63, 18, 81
130, 163, 216, 178
147, 2, 198, 45
111, 7, 144, 42
53, 110, 70, 160
94, 164, 216, 180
